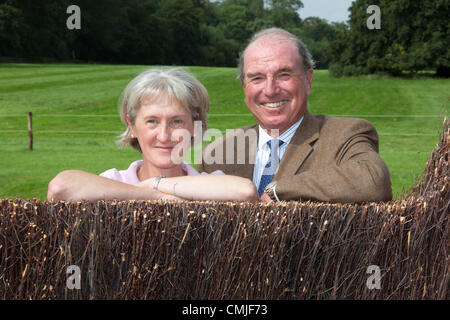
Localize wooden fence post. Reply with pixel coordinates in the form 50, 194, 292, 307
28, 112, 33, 151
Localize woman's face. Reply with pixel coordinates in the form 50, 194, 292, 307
128, 94, 195, 171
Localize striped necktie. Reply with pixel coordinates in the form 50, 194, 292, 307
258, 139, 284, 197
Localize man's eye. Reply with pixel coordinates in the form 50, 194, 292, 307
278, 73, 291, 80
146, 119, 157, 125
249, 77, 264, 84
250, 77, 264, 85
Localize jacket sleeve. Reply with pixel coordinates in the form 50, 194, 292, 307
275, 119, 393, 203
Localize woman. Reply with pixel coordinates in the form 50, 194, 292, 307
47, 68, 257, 202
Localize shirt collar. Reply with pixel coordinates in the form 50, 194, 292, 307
258, 115, 304, 149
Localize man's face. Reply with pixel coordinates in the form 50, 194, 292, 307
243, 36, 313, 136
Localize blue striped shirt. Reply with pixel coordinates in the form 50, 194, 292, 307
253, 116, 304, 188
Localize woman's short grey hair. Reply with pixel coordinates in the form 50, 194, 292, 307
237, 28, 315, 85
116, 68, 209, 152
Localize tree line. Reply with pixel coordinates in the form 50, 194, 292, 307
0, 0, 447, 76
329, 0, 449, 77
0, 0, 344, 69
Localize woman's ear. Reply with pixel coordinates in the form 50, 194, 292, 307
191, 111, 200, 138
193, 109, 200, 121
126, 114, 136, 138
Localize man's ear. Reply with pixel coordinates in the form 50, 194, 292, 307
306, 68, 314, 96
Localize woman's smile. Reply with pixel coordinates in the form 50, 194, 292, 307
154, 145, 175, 152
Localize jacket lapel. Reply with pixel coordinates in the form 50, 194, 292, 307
275, 111, 320, 179
231, 124, 258, 180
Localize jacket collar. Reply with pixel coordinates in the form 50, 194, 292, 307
274, 110, 320, 179
234, 111, 320, 180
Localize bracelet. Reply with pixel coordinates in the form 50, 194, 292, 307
153, 175, 166, 190
173, 182, 178, 197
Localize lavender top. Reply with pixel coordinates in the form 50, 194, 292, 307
100, 160, 224, 184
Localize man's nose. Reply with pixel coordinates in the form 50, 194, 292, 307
262, 76, 279, 96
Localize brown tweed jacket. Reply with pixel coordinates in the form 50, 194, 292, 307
197, 111, 392, 203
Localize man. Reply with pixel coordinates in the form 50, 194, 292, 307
197, 28, 392, 203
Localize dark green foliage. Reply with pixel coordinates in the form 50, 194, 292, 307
294, 17, 346, 69
0, 0, 72, 60
329, 0, 450, 77
328, 63, 368, 77
0, 0, 340, 68
5, 0, 445, 75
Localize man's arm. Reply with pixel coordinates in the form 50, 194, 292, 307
275, 119, 392, 203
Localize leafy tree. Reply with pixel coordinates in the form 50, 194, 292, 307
330, 0, 449, 77
0, 0, 351, 70
117, 0, 168, 64
156, 0, 205, 65
69, 0, 129, 62
266, 0, 303, 29
0, 0, 74, 60
216, 3, 251, 44
295, 17, 344, 69
0, 1, 25, 57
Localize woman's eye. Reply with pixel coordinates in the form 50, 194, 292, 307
171, 119, 183, 126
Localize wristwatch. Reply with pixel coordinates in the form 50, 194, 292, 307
264, 181, 279, 202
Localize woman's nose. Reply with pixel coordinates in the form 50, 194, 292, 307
157, 123, 171, 142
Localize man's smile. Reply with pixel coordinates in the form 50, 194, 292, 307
260, 100, 289, 108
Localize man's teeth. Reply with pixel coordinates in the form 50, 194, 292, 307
261, 101, 287, 108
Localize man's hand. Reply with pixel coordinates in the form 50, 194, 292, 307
260, 192, 272, 202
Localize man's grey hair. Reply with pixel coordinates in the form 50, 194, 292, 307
116, 68, 209, 152
237, 28, 315, 85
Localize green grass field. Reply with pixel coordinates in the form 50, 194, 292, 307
0, 63, 448, 201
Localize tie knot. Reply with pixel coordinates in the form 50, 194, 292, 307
267, 139, 284, 150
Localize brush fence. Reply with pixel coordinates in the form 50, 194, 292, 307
1, 121, 448, 300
